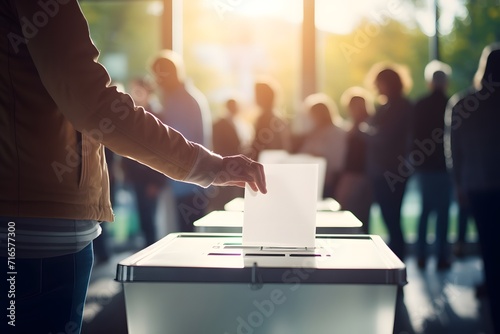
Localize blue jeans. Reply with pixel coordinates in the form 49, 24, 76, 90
415, 172, 452, 260
1, 243, 94, 334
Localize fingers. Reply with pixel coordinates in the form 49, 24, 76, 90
248, 182, 259, 192
252, 161, 267, 194
214, 155, 267, 194
241, 156, 267, 194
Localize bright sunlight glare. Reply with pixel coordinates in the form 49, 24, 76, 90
222, 0, 465, 35
233, 0, 303, 23
414, 0, 468, 36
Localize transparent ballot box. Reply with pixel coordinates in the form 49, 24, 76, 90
116, 233, 406, 334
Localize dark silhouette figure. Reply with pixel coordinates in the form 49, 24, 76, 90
248, 78, 291, 160
336, 87, 374, 231
121, 157, 165, 246
362, 63, 413, 260
209, 98, 247, 210
445, 43, 500, 334
213, 98, 243, 156
411, 60, 453, 270
453, 199, 475, 257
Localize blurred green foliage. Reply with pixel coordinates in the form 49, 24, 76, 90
441, 1, 500, 94
81, 1, 162, 86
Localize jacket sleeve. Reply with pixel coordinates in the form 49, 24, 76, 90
13, 0, 222, 187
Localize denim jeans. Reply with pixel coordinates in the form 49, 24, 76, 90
1, 242, 94, 334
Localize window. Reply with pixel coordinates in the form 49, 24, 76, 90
182, 0, 303, 119
81, 1, 163, 86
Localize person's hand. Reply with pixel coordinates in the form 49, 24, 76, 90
213, 155, 267, 194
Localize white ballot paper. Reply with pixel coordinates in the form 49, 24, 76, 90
243, 164, 318, 247
258, 150, 326, 200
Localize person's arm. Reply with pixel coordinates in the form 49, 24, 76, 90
13, 0, 265, 193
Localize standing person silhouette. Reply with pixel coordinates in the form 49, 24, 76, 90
445, 43, 500, 334
209, 98, 250, 211
150, 50, 214, 232
0, 2, 266, 334
213, 98, 244, 157
362, 63, 413, 260
411, 60, 453, 270
248, 78, 292, 160
336, 87, 375, 230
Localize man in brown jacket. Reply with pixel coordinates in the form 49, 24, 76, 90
0, 1, 266, 333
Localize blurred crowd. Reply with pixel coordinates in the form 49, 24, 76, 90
99, 44, 500, 333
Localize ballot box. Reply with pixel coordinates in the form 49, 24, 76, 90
194, 210, 363, 234
116, 233, 406, 334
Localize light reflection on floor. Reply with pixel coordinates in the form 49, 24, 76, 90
400, 256, 491, 334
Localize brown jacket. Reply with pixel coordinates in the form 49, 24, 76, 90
0, 0, 222, 222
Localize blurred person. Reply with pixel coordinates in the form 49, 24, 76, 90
209, 98, 250, 210
296, 93, 347, 198
336, 87, 375, 230
445, 43, 500, 334
248, 77, 292, 160
453, 199, 475, 257
411, 60, 453, 270
121, 77, 166, 247
150, 50, 213, 232
0, 2, 267, 334
361, 63, 413, 260
127, 75, 162, 114
213, 98, 244, 157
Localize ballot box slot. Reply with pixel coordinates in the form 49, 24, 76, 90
244, 253, 286, 257
207, 253, 325, 257
218, 244, 327, 257
222, 244, 318, 250
262, 246, 313, 251
223, 245, 260, 250
289, 253, 322, 257
207, 253, 241, 256
208, 252, 325, 257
